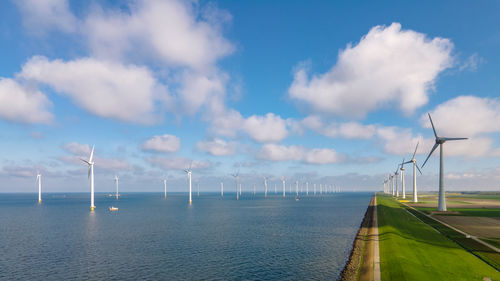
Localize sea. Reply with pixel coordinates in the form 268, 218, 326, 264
0, 192, 372, 280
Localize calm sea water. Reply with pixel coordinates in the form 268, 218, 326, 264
0, 192, 371, 280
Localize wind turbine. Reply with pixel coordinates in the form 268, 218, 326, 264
421, 113, 468, 211
115, 175, 119, 200
184, 165, 192, 205
197, 180, 200, 197
400, 159, 406, 199
390, 174, 395, 196
306, 182, 309, 196
274, 183, 277, 194
220, 179, 224, 198
403, 142, 423, 202
394, 165, 400, 197
231, 171, 239, 200
320, 184, 322, 194
295, 181, 299, 197
281, 176, 286, 198
163, 177, 167, 199
264, 177, 268, 199
81, 145, 95, 211
36, 171, 42, 203
253, 184, 256, 196
314, 183, 316, 195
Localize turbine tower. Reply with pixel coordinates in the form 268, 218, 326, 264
394, 165, 400, 197
36, 171, 42, 203
81, 145, 95, 211
281, 177, 286, 198
314, 183, 316, 195
295, 181, 299, 197
264, 177, 268, 199
115, 175, 119, 200
404, 142, 422, 202
184, 166, 192, 205
231, 171, 239, 200
163, 177, 167, 199
421, 113, 468, 211
400, 159, 406, 199
306, 182, 309, 196
220, 179, 224, 198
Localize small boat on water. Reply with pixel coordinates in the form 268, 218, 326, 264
109, 206, 119, 211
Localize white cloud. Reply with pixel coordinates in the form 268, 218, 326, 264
300, 116, 376, 139
60, 142, 133, 171
421, 95, 500, 137
84, 0, 234, 70
207, 109, 244, 137
15, 0, 77, 34
147, 157, 211, 170
243, 113, 289, 143
0, 78, 53, 124
289, 23, 453, 118
19, 56, 167, 124
459, 53, 484, 72
142, 134, 181, 153
258, 144, 343, 164
196, 138, 236, 156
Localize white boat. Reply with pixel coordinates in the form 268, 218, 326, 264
109, 206, 119, 211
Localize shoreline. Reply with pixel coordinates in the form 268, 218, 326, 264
340, 194, 377, 281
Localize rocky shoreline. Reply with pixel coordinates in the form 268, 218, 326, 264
340, 195, 375, 281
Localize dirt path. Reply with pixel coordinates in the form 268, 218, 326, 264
341, 194, 379, 281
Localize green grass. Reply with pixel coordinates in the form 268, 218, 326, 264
416, 207, 500, 217
377, 195, 500, 281
481, 238, 500, 250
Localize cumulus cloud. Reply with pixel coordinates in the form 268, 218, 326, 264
0, 78, 53, 124
147, 157, 211, 170
196, 138, 236, 156
84, 0, 234, 70
141, 134, 181, 153
300, 116, 376, 139
15, 0, 78, 34
243, 113, 289, 143
19, 56, 167, 124
258, 144, 344, 164
289, 23, 453, 118
422, 96, 500, 137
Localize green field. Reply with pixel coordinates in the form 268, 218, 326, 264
416, 207, 500, 217
377, 195, 500, 281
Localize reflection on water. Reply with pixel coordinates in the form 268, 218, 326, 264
0, 192, 371, 280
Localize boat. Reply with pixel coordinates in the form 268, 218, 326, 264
109, 206, 119, 211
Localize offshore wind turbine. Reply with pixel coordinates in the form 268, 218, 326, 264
163, 177, 167, 199
231, 171, 239, 200
264, 177, 268, 199
115, 175, 119, 200
314, 183, 316, 195
306, 182, 309, 196
295, 181, 299, 197
220, 179, 224, 198
274, 183, 277, 194
281, 176, 286, 198
36, 171, 42, 203
184, 165, 192, 205
81, 145, 95, 211
421, 113, 468, 211
403, 142, 423, 202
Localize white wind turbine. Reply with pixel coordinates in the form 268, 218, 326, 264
115, 175, 119, 200
403, 142, 423, 202
264, 177, 268, 199
421, 113, 468, 211
220, 178, 224, 198
163, 177, 167, 199
399, 159, 407, 199
80, 145, 95, 211
231, 171, 239, 200
306, 182, 309, 196
295, 181, 299, 197
314, 183, 316, 195
390, 174, 395, 196
36, 171, 42, 203
274, 183, 277, 194
253, 184, 256, 196
184, 165, 192, 205
281, 176, 286, 198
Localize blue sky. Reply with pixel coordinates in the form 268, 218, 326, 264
1, 0, 499, 193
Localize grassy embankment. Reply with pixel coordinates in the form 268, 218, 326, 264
377, 194, 500, 281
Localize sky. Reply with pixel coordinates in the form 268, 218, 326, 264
0, 0, 499, 193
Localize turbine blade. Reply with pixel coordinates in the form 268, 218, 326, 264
89, 145, 95, 163
421, 143, 439, 168
80, 158, 90, 165
412, 141, 419, 159
441, 137, 468, 141
416, 164, 423, 175
428, 113, 438, 138
403, 161, 412, 164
